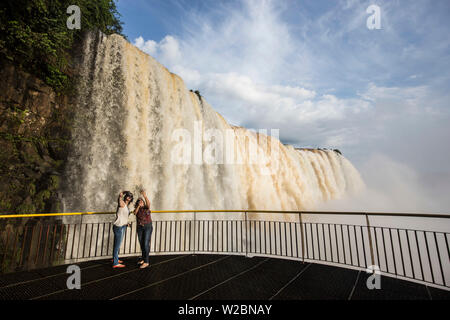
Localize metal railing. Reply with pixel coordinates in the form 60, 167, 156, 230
0, 210, 449, 290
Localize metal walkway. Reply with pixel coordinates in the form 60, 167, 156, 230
0, 254, 448, 300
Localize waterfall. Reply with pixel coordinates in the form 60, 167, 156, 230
62, 32, 364, 213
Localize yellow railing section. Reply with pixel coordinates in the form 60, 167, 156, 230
0, 210, 449, 219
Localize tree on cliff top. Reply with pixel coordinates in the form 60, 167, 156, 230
0, 0, 123, 91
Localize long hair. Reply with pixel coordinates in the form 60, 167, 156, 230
135, 198, 148, 211
123, 191, 134, 203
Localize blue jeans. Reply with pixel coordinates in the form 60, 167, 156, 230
137, 222, 153, 263
112, 225, 126, 266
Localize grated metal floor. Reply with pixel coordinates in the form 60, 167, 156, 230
0, 254, 448, 300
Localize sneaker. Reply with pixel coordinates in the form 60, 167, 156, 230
111, 259, 123, 264
139, 263, 149, 269
113, 263, 126, 268
137, 260, 144, 265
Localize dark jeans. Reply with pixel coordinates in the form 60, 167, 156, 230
137, 222, 153, 263
112, 225, 126, 266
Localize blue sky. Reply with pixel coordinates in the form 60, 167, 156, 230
118, 0, 450, 92
115, 0, 450, 209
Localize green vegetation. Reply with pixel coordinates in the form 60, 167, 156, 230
0, 0, 123, 92
190, 89, 202, 101
0, 1, 124, 214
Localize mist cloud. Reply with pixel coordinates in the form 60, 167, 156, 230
318, 154, 450, 213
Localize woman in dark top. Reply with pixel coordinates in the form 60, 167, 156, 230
134, 190, 153, 269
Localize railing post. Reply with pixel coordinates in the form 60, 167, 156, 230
76, 212, 84, 262
193, 211, 196, 255
2, 227, 11, 271
299, 212, 305, 263
244, 211, 248, 257
365, 214, 375, 270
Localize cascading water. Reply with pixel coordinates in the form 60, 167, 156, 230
62, 31, 364, 213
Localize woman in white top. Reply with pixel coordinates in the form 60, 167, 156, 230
112, 191, 133, 268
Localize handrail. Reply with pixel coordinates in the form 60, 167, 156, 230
1, 210, 449, 219
0, 212, 112, 219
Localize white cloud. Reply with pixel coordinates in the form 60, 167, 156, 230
134, 35, 181, 66
134, 36, 158, 56
158, 35, 182, 65
202, 73, 316, 107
